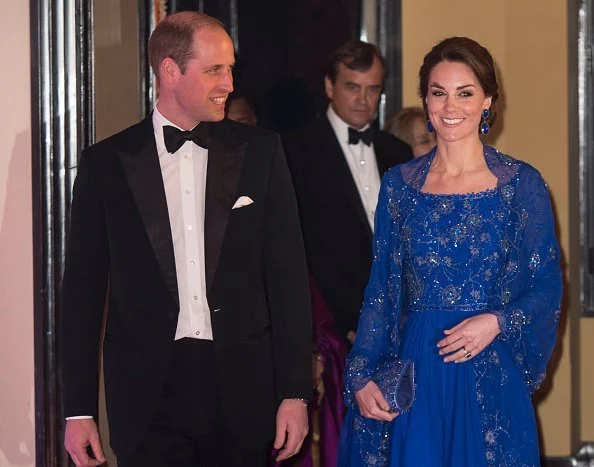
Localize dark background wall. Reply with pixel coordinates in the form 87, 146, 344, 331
170, 0, 362, 132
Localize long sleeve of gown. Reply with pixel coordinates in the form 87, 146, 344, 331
339, 172, 404, 467
494, 166, 562, 394
343, 173, 403, 405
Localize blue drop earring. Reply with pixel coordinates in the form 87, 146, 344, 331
427, 119, 434, 133
480, 109, 490, 135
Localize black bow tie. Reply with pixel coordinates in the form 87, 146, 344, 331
163, 124, 211, 153
348, 126, 374, 146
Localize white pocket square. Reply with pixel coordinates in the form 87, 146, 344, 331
232, 196, 254, 209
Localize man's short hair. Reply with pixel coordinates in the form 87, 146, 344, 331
326, 40, 386, 83
148, 11, 226, 80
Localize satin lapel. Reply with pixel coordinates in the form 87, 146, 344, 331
117, 118, 179, 308
319, 118, 372, 237
373, 135, 388, 175
204, 134, 247, 291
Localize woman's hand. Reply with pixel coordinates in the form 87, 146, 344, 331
355, 381, 398, 422
437, 313, 501, 363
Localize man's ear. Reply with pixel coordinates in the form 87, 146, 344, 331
324, 75, 334, 100
159, 58, 179, 86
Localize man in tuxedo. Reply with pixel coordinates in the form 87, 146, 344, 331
284, 40, 412, 345
60, 11, 311, 467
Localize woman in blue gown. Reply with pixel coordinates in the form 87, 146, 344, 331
338, 37, 562, 466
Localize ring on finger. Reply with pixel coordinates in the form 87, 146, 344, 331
464, 350, 472, 359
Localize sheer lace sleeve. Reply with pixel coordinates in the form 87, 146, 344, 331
494, 165, 562, 394
343, 170, 404, 405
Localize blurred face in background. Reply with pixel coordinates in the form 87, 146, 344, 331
384, 107, 436, 158
410, 116, 436, 157
226, 96, 257, 126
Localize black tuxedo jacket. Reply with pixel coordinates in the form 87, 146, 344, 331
60, 116, 312, 457
283, 115, 412, 338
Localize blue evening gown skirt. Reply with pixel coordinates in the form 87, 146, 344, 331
339, 308, 539, 466
389, 308, 486, 466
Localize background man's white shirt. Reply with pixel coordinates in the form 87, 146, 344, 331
326, 105, 380, 231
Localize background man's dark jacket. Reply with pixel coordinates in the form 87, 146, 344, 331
284, 115, 412, 338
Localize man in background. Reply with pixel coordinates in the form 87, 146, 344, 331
284, 40, 412, 345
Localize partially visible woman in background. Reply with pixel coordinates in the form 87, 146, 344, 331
384, 106, 436, 157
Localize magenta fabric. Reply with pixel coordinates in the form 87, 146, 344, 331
313, 276, 348, 467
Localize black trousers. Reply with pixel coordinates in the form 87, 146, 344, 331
119, 338, 271, 467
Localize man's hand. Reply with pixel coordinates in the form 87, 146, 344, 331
64, 419, 106, 466
355, 380, 398, 422
273, 398, 309, 461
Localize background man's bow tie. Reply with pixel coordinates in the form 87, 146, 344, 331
348, 126, 374, 146
163, 124, 211, 153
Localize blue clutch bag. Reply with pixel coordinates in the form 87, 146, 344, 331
372, 359, 415, 413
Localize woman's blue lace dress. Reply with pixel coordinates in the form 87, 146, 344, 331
338, 146, 562, 466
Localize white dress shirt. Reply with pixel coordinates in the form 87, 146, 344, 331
153, 105, 213, 341
326, 106, 381, 231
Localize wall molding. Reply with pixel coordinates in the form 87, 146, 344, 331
543, 443, 594, 466
30, 0, 95, 465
